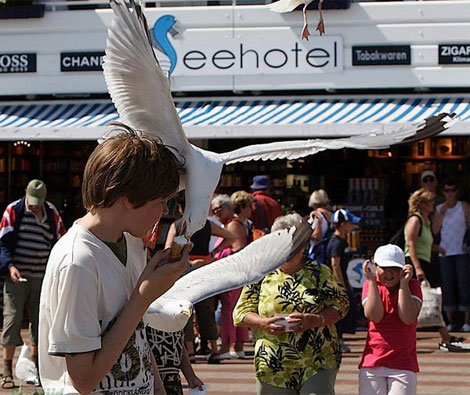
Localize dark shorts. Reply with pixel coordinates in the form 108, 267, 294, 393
184, 296, 218, 342
439, 254, 470, 312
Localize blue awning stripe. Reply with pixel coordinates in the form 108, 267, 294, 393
1, 97, 470, 133
234, 100, 275, 124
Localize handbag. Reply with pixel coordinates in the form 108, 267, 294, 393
417, 280, 445, 328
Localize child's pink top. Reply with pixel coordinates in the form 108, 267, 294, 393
359, 278, 423, 373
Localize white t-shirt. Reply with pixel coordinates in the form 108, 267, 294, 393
437, 201, 467, 257
39, 223, 153, 394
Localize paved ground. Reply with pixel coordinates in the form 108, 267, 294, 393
1, 331, 468, 394
188, 331, 470, 395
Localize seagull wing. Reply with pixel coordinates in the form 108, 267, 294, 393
104, 0, 190, 151
220, 113, 455, 165
155, 220, 312, 305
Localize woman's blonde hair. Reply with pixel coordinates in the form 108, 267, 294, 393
231, 191, 254, 214
82, 124, 184, 211
308, 189, 330, 208
408, 188, 435, 214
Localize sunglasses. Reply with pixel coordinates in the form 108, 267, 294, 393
212, 205, 225, 214
422, 177, 435, 183
444, 187, 457, 192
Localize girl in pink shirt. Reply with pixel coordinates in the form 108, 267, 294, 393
359, 244, 423, 395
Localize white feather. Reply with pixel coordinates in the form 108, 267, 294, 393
268, 0, 307, 13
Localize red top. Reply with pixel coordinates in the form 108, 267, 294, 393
251, 191, 283, 230
359, 278, 422, 373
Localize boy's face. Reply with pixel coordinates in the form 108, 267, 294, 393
341, 221, 355, 233
375, 264, 402, 289
129, 197, 169, 238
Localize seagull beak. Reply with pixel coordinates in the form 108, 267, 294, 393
183, 308, 192, 318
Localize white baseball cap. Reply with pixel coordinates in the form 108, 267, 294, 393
373, 244, 405, 269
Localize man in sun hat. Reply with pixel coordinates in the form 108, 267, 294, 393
0, 179, 65, 388
250, 175, 283, 233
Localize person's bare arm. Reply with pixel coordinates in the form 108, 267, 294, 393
309, 211, 323, 243
164, 222, 177, 249
432, 203, 448, 235
398, 265, 422, 325
361, 260, 384, 323
225, 221, 246, 252
209, 221, 236, 255
405, 216, 425, 280
65, 248, 189, 394
330, 256, 346, 286
180, 345, 204, 390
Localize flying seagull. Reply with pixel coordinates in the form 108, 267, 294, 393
104, 0, 455, 239
145, 217, 313, 332
269, 0, 325, 39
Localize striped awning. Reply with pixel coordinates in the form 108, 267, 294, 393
0, 95, 469, 140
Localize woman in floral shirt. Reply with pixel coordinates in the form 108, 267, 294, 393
233, 214, 349, 395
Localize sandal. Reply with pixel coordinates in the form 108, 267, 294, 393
207, 353, 220, 364
1, 375, 16, 389
188, 353, 196, 364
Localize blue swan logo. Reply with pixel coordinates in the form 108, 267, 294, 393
153, 15, 178, 76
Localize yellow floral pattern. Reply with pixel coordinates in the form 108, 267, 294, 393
233, 258, 349, 390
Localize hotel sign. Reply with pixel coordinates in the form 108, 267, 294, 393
169, 36, 344, 76
439, 44, 470, 64
352, 46, 411, 66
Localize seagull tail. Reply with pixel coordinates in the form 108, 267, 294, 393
285, 218, 314, 261
400, 112, 456, 144
268, 0, 305, 14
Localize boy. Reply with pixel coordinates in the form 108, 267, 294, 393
326, 208, 361, 352
39, 126, 189, 394
360, 244, 422, 395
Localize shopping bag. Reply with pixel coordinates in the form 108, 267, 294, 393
417, 280, 445, 328
15, 344, 39, 385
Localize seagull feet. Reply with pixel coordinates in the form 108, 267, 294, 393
316, 18, 325, 36
301, 24, 310, 40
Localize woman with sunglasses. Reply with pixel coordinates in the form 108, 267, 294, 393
432, 179, 470, 333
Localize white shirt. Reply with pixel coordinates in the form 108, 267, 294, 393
39, 224, 153, 394
437, 201, 467, 257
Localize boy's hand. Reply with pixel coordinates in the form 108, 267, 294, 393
134, 244, 192, 306
400, 264, 413, 285
362, 260, 376, 282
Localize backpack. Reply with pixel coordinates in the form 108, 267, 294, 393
253, 198, 271, 234
389, 213, 422, 250
307, 212, 333, 264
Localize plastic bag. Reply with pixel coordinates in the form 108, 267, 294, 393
15, 344, 39, 385
417, 280, 445, 328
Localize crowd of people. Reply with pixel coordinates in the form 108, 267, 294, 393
0, 127, 469, 394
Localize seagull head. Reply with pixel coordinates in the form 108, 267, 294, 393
147, 299, 193, 333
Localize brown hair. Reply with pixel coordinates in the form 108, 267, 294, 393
408, 188, 435, 215
231, 190, 254, 214
82, 123, 184, 211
